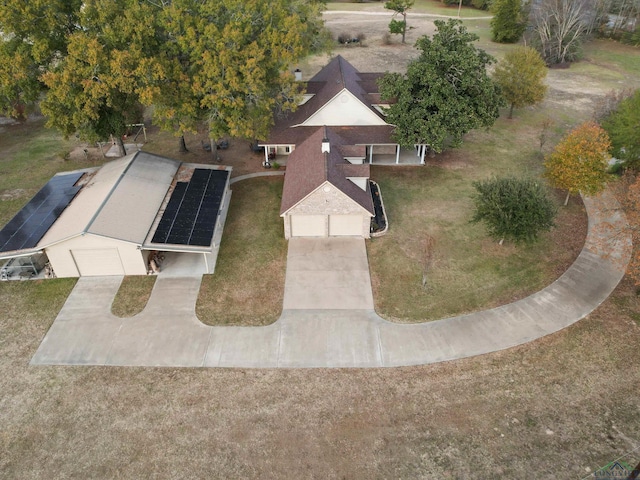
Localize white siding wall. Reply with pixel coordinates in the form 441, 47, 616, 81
45, 234, 147, 277
301, 90, 388, 127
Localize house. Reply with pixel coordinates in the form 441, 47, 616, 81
260, 55, 429, 166
0, 151, 231, 278
263, 55, 422, 239
280, 127, 374, 238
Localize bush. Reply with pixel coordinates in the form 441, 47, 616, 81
471, 176, 557, 244
337, 32, 351, 44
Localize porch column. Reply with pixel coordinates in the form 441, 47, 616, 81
264, 146, 269, 164
395, 144, 400, 164
420, 145, 426, 165
369, 145, 373, 164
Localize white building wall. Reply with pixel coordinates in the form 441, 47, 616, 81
301, 90, 388, 127
282, 182, 372, 239
45, 234, 147, 278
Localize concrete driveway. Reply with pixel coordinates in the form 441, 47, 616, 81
283, 238, 373, 310
30, 190, 632, 368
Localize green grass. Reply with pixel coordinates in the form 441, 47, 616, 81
196, 177, 287, 326
0, 278, 76, 338
368, 163, 586, 321
0, 119, 99, 225
326, 0, 490, 18
111, 276, 156, 317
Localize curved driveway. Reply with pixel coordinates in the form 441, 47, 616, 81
31, 190, 631, 368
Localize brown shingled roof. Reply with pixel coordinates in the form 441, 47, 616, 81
264, 56, 389, 144
280, 127, 374, 216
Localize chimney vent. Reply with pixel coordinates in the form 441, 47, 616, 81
294, 68, 302, 81
321, 137, 330, 154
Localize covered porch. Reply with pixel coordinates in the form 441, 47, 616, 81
364, 144, 429, 165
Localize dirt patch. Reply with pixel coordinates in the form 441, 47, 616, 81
0, 189, 27, 201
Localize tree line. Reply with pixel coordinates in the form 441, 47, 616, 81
0, 0, 329, 155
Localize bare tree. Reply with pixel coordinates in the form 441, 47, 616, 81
530, 0, 592, 64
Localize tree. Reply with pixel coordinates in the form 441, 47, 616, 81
0, 39, 42, 119
529, 0, 594, 65
491, 0, 528, 43
601, 89, 640, 169
385, 0, 415, 44
621, 172, 640, 288
471, 176, 557, 244
192, 0, 327, 149
493, 46, 548, 119
0, 0, 83, 118
378, 19, 504, 153
544, 121, 612, 205
40, 0, 157, 157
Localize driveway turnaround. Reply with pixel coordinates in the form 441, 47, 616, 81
31, 190, 632, 368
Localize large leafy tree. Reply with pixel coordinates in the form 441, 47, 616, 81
139, 0, 328, 155
544, 121, 612, 205
193, 0, 326, 145
0, 0, 82, 118
378, 19, 504, 153
601, 89, 640, 169
493, 46, 548, 119
385, 0, 415, 44
472, 176, 557, 244
40, 0, 158, 157
491, 0, 528, 43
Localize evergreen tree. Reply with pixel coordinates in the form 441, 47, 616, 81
601, 89, 640, 169
378, 19, 504, 153
472, 176, 557, 244
491, 0, 527, 43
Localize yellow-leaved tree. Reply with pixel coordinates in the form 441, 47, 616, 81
544, 121, 612, 205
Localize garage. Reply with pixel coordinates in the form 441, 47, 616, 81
71, 248, 125, 276
291, 215, 326, 237
0, 151, 233, 278
329, 215, 362, 236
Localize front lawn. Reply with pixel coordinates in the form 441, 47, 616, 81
368, 164, 586, 322
196, 176, 287, 326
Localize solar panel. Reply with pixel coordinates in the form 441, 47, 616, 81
151, 169, 229, 247
0, 172, 83, 253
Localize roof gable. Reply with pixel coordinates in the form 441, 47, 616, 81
284, 180, 373, 217
39, 152, 179, 247
265, 56, 390, 143
300, 89, 387, 127
280, 127, 374, 216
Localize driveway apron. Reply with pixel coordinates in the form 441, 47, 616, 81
282, 238, 374, 310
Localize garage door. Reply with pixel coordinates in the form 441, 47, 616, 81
72, 248, 125, 276
329, 215, 362, 236
290, 215, 326, 237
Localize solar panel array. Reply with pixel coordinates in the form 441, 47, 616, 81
0, 172, 83, 253
151, 169, 228, 247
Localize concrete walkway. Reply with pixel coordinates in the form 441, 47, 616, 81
31, 190, 632, 368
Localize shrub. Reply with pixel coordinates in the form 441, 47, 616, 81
471, 176, 557, 244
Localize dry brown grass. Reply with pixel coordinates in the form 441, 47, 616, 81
1, 275, 639, 478
196, 177, 286, 326
111, 276, 156, 318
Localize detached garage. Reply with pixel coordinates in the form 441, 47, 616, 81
280, 127, 374, 239
0, 151, 232, 278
